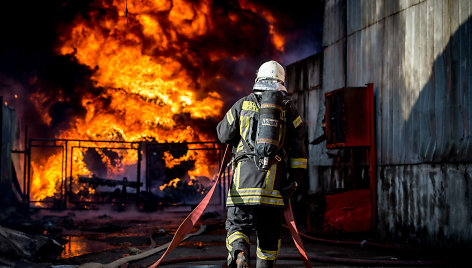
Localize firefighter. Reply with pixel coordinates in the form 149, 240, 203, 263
217, 60, 307, 268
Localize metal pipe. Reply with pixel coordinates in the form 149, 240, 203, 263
29, 145, 63, 148
29, 138, 217, 145
61, 144, 65, 204
64, 140, 68, 208
136, 141, 142, 206
30, 138, 141, 143
68, 146, 139, 150
69, 147, 74, 207
145, 142, 150, 194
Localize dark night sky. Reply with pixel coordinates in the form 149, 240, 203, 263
0, 0, 323, 139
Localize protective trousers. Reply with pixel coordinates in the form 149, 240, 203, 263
226, 205, 282, 267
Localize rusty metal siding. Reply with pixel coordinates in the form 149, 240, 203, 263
286, 54, 325, 192
286, 53, 323, 141
341, 0, 472, 165
346, 19, 383, 93
378, 164, 472, 246
347, 0, 382, 34
315, 0, 472, 245
323, 0, 346, 47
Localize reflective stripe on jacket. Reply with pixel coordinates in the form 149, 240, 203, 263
217, 93, 307, 207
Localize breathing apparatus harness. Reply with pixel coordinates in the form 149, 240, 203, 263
230, 89, 288, 172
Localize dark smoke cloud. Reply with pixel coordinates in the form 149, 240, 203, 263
0, 0, 322, 139
0, 0, 96, 137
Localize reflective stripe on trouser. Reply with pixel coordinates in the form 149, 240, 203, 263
226, 188, 284, 206
226, 231, 249, 267
226, 231, 250, 252
256, 239, 281, 260
226, 206, 283, 265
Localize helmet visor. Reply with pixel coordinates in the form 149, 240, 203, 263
253, 79, 287, 92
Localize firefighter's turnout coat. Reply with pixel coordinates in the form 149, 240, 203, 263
217, 92, 307, 265
217, 92, 307, 207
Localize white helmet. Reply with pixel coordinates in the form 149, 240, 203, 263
253, 60, 287, 92
255, 60, 285, 84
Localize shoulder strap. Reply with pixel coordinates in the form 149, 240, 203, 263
249, 92, 261, 108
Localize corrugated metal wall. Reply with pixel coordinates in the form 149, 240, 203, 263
289, 0, 472, 246
286, 54, 322, 143
343, 0, 472, 165
286, 54, 326, 193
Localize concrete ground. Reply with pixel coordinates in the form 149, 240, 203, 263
5, 205, 459, 267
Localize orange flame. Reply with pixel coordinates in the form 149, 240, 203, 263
159, 178, 181, 191
30, 152, 63, 202
29, 0, 285, 202
239, 0, 286, 51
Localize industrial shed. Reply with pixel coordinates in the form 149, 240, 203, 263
287, 0, 472, 247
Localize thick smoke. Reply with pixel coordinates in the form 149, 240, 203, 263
0, 0, 322, 139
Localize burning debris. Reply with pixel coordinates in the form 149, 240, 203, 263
0, 0, 321, 206
77, 175, 140, 210
24, 139, 224, 210
0, 0, 322, 265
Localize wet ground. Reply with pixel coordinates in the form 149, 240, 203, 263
2, 205, 461, 267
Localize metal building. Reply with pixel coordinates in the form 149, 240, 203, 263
287, 0, 472, 247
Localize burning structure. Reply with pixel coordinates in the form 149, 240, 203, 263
0, 0, 322, 211
1, 0, 471, 266
0, 0, 323, 265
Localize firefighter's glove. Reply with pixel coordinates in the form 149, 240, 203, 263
281, 180, 298, 198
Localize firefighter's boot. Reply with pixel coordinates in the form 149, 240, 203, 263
236, 251, 249, 268
256, 258, 275, 268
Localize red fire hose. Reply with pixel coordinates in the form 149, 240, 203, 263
149, 144, 312, 267
148, 144, 231, 268
145, 142, 445, 267
283, 199, 312, 268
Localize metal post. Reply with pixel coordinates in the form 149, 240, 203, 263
60, 143, 65, 207
69, 147, 74, 207
23, 126, 28, 201
136, 142, 142, 206
145, 142, 151, 194
26, 138, 32, 205
64, 140, 68, 208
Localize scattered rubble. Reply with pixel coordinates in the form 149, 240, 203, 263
0, 225, 63, 261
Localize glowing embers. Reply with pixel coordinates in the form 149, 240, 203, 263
145, 142, 221, 206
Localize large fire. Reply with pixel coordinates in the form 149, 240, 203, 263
27, 0, 286, 203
